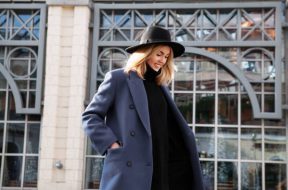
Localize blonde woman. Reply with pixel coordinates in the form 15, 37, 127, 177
82, 26, 204, 190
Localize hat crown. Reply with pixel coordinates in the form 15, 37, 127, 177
140, 26, 172, 44
125, 26, 185, 57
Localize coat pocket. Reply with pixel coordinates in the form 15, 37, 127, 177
104, 146, 125, 165
101, 147, 125, 189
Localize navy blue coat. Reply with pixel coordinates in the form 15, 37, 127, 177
82, 69, 204, 190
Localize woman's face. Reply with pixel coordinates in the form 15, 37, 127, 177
146, 45, 171, 71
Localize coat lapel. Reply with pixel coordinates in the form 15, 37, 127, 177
127, 71, 151, 136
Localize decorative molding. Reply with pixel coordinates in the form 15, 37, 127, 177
91, 2, 283, 119
47, 0, 91, 6
0, 4, 46, 114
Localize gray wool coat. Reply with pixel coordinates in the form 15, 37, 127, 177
82, 68, 204, 190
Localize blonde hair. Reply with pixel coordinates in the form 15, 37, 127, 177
124, 45, 175, 85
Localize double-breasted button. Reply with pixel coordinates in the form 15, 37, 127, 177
130, 130, 136, 137
129, 104, 135, 109
126, 161, 132, 167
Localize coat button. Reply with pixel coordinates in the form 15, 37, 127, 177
129, 104, 135, 109
126, 161, 132, 167
130, 130, 136, 136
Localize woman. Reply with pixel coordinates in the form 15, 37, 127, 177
82, 26, 204, 190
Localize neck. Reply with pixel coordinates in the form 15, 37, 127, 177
144, 64, 161, 81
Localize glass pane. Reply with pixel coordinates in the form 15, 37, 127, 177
263, 61, 275, 81
113, 30, 129, 41
218, 94, 238, 124
114, 10, 131, 27
218, 65, 238, 92
98, 60, 110, 77
133, 29, 145, 40
174, 61, 194, 91
28, 114, 41, 121
154, 11, 166, 27
196, 61, 216, 91
134, 10, 153, 27
195, 94, 215, 124
241, 162, 262, 190
174, 93, 193, 124
264, 128, 286, 161
264, 94, 274, 112
196, 127, 215, 158
28, 91, 36, 108
246, 29, 262, 41
111, 48, 126, 59
6, 123, 24, 153
100, 10, 112, 27
26, 123, 40, 154
0, 91, 6, 120
217, 162, 238, 190
13, 10, 31, 27
241, 128, 262, 160
16, 80, 28, 90
84, 157, 105, 189
264, 83, 274, 92
7, 92, 25, 121
0, 123, 3, 152
10, 59, 29, 77
30, 80, 37, 89
264, 118, 285, 127
13, 29, 31, 40
100, 29, 111, 41
112, 59, 126, 70
264, 10, 275, 27
245, 83, 262, 92
175, 29, 195, 41
219, 28, 236, 41
0, 72, 7, 89
265, 164, 286, 190
32, 14, 40, 28
241, 94, 261, 125
201, 161, 214, 190
241, 60, 261, 81
86, 138, 98, 155
23, 156, 38, 187
20, 91, 27, 108
218, 127, 238, 159
3, 156, 23, 187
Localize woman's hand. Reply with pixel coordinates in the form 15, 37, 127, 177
109, 142, 120, 149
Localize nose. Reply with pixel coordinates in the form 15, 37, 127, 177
160, 56, 166, 64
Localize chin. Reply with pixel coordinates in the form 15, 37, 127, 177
152, 66, 161, 71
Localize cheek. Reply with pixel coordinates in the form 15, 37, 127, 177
147, 56, 157, 64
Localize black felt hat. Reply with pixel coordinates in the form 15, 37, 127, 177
125, 26, 185, 58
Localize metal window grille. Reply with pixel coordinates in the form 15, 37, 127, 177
0, 4, 46, 114
86, 2, 287, 190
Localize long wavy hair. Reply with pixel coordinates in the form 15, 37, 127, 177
124, 45, 175, 85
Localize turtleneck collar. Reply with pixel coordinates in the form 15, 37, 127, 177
144, 64, 161, 82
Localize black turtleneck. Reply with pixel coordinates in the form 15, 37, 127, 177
143, 65, 169, 190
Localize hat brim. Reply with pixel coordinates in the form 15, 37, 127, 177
125, 41, 185, 58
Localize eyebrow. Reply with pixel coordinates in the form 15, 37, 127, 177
159, 50, 170, 56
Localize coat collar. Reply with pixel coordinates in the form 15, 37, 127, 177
126, 71, 151, 136
126, 71, 187, 137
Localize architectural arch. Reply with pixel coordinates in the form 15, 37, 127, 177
0, 63, 23, 113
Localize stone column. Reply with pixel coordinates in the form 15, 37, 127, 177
38, 1, 90, 190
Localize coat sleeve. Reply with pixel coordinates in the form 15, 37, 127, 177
82, 71, 118, 155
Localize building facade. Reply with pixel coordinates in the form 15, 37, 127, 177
0, 0, 287, 189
